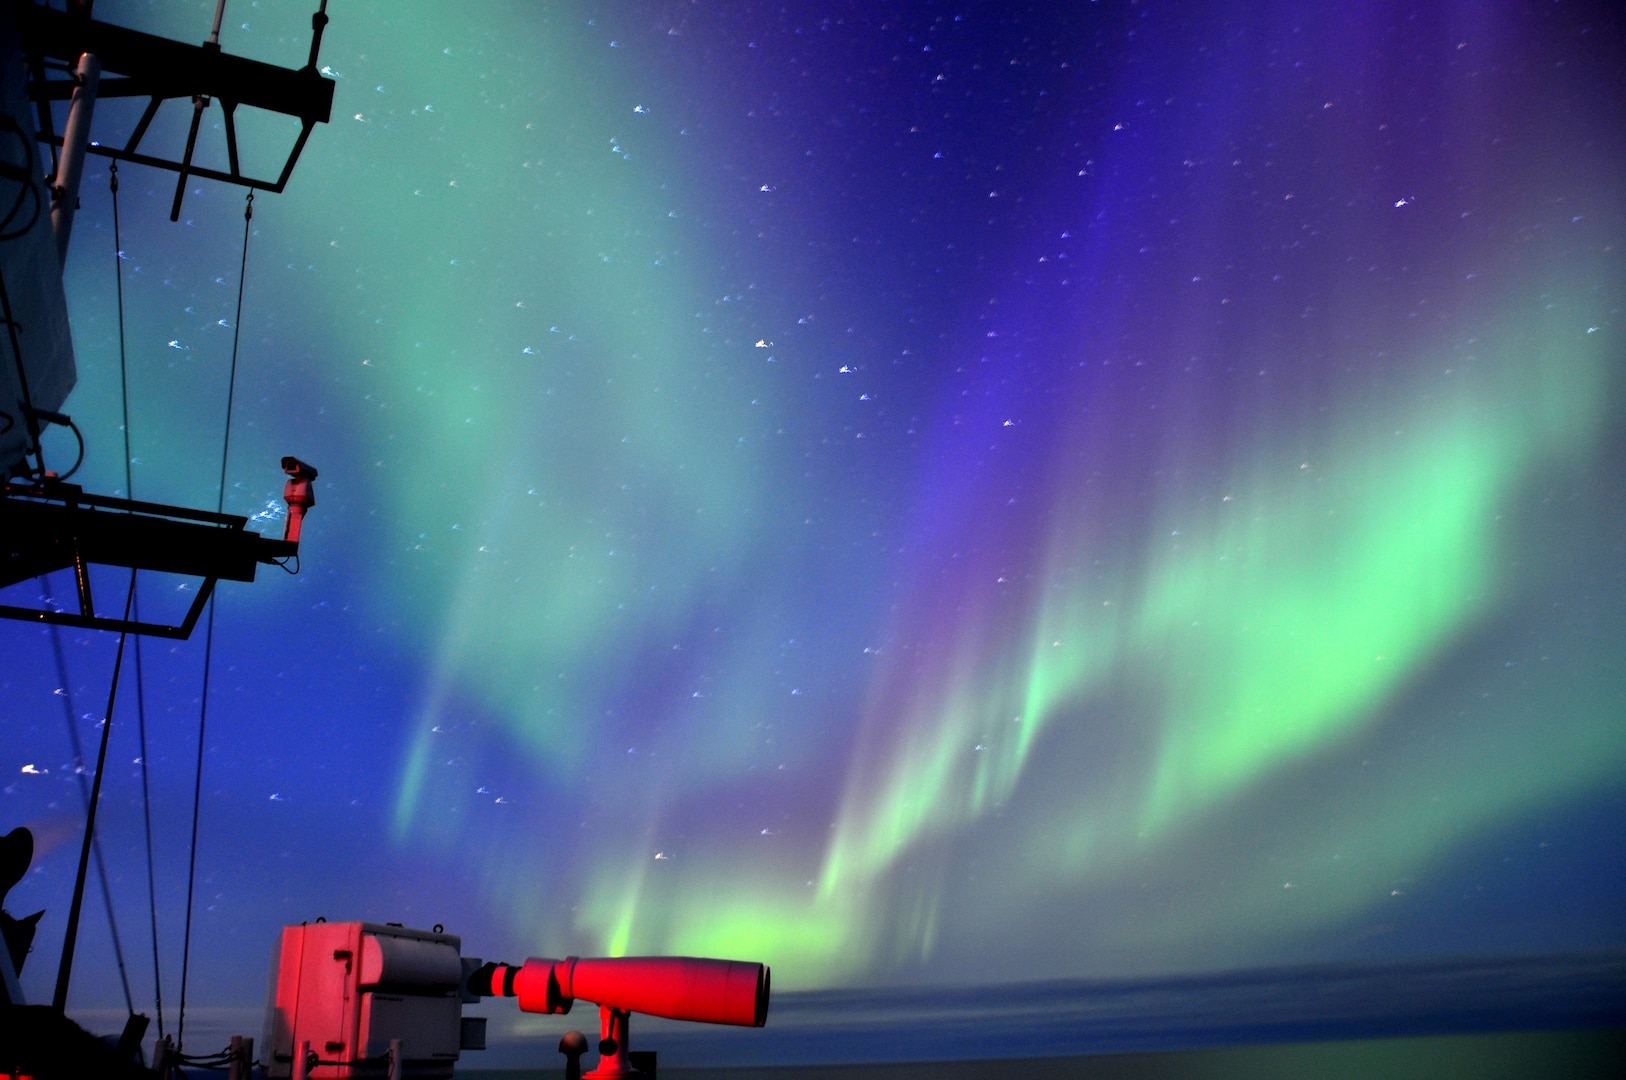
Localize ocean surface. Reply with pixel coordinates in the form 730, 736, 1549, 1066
465, 1032, 1626, 1080
463, 953, 1626, 1070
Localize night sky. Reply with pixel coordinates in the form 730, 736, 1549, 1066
4, 0, 1623, 1057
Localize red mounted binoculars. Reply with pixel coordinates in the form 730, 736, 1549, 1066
471, 954, 770, 1079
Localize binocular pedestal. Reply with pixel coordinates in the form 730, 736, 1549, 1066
583, 1005, 640, 1079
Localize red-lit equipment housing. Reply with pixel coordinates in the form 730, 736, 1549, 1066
479, 955, 770, 1079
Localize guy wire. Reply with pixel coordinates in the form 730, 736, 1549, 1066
177, 188, 253, 1052
111, 160, 167, 1041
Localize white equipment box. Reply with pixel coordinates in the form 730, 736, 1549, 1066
263, 921, 477, 1078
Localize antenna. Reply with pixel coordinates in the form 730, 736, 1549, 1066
208, 0, 229, 47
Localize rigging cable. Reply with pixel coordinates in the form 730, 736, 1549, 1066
112, 160, 168, 1042
42, 577, 135, 1016
4, 135, 134, 1015
0, 114, 45, 475
50, 578, 138, 1013
0, 250, 45, 478
177, 189, 253, 1053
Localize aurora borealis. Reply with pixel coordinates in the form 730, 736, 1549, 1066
3, 0, 1623, 1056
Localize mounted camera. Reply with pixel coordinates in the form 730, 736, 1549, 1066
280, 456, 317, 544
282, 456, 318, 482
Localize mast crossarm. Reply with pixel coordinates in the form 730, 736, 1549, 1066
15, 2, 334, 200
16, 4, 334, 124
0, 481, 298, 639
